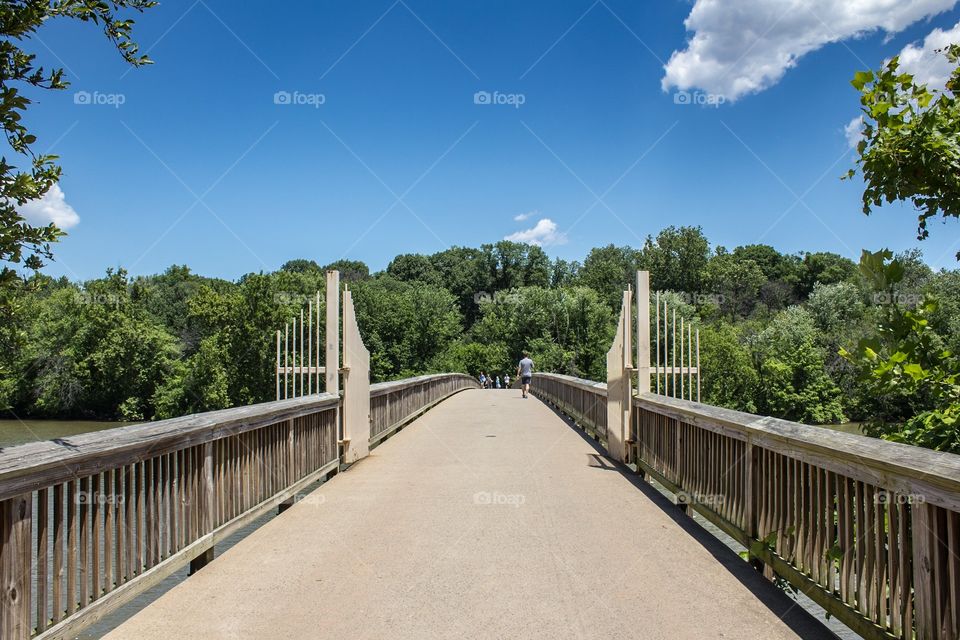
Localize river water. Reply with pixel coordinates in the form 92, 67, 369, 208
0, 419, 127, 448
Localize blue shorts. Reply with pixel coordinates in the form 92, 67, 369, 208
521, 375, 532, 385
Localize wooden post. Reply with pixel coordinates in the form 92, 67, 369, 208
0, 494, 32, 640
341, 288, 370, 464
911, 502, 937, 639
636, 271, 650, 395
606, 289, 633, 462
189, 443, 215, 575
279, 419, 296, 514
745, 443, 763, 571
275, 330, 281, 401
326, 271, 340, 395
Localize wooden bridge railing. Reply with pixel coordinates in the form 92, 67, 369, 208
526, 372, 607, 442
0, 372, 475, 640
370, 374, 480, 446
531, 372, 960, 640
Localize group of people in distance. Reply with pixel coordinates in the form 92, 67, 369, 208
478, 371, 508, 390
478, 353, 535, 399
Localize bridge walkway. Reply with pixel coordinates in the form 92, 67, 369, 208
105, 389, 834, 639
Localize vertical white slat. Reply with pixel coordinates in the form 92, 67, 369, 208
299, 308, 305, 397
663, 301, 670, 397
292, 317, 298, 399
284, 323, 289, 399
672, 309, 677, 400
316, 291, 321, 385
696, 328, 701, 402
688, 323, 693, 401
680, 316, 685, 400
655, 291, 661, 395
308, 300, 313, 394
275, 330, 281, 400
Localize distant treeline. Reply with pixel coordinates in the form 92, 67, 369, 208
2, 226, 957, 448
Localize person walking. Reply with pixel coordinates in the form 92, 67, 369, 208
516, 352, 534, 399
495, 375, 502, 389
504, 373, 510, 389
479, 372, 487, 388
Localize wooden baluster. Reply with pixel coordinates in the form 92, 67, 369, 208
67, 479, 77, 614
0, 493, 32, 640
37, 488, 49, 632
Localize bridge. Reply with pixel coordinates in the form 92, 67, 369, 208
0, 272, 958, 640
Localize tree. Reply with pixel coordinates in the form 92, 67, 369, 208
0, 1, 155, 289
577, 245, 641, 309
550, 258, 579, 287
806, 281, 866, 350
751, 306, 846, 424
849, 46, 960, 256
732, 244, 798, 282
13, 269, 179, 420
641, 226, 710, 294
795, 252, 856, 298
479, 241, 551, 291
702, 253, 765, 317
732, 244, 802, 310
280, 259, 322, 274
698, 323, 758, 413
322, 259, 369, 282
429, 246, 492, 324
386, 253, 442, 286
841, 250, 960, 452
350, 276, 463, 380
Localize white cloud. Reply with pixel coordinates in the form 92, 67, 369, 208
17, 184, 80, 229
844, 116, 864, 149
897, 20, 960, 90
504, 218, 567, 246
662, 0, 958, 102
513, 210, 535, 222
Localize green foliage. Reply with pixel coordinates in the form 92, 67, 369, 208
795, 252, 857, 298
322, 259, 369, 282
0, 0, 155, 292
469, 286, 613, 381
11, 270, 179, 420
703, 253, 765, 317
698, 323, 758, 412
841, 250, 960, 452
752, 307, 846, 424
577, 244, 642, 309
3, 229, 954, 455
849, 46, 960, 256
350, 276, 463, 381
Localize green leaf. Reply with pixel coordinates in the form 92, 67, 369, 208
852, 70, 874, 91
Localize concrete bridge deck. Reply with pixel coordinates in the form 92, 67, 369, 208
105, 389, 834, 639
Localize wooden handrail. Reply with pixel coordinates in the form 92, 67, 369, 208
0, 373, 475, 640
0, 394, 340, 503
369, 374, 480, 443
530, 372, 960, 640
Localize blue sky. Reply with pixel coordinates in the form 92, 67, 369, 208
19, 0, 960, 281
